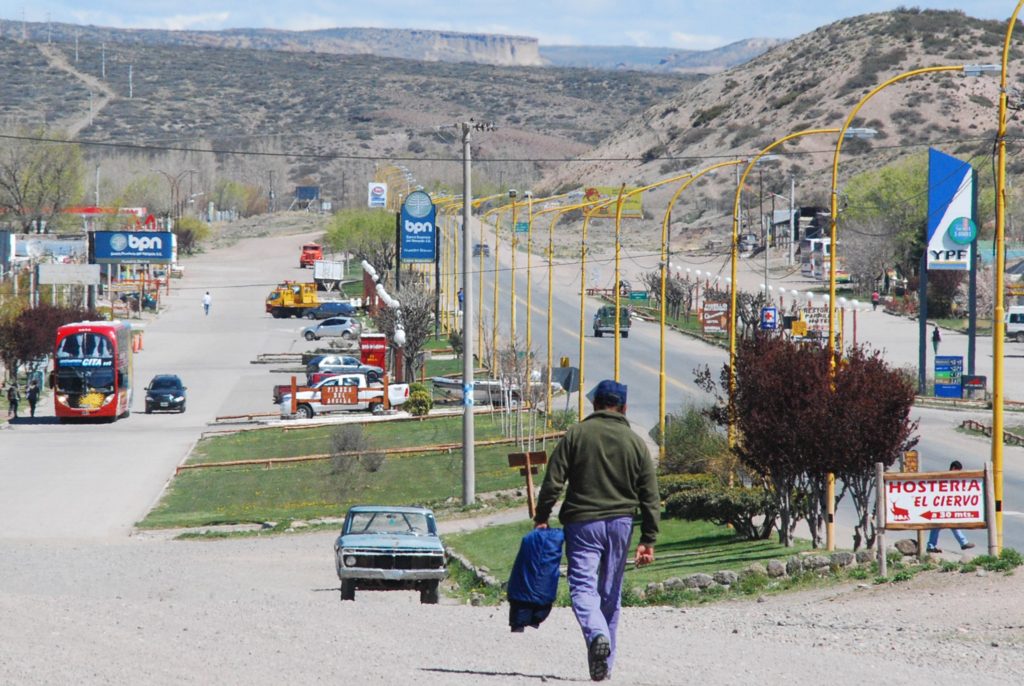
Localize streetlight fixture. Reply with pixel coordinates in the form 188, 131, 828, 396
657, 159, 746, 458
824, 62, 998, 551
728, 129, 840, 448
992, 9, 1023, 552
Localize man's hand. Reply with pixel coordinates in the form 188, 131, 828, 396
634, 544, 655, 567
534, 520, 548, 529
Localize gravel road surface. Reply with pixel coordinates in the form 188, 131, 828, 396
3, 216, 1023, 684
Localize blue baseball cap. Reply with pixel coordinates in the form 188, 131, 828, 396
588, 379, 627, 406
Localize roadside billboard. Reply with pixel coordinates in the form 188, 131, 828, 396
37, 263, 101, 285
702, 301, 729, 334
927, 148, 974, 270
581, 186, 644, 219
400, 190, 436, 263
882, 469, 988, 530
92, 231, 174, 264
368, 182, 388, 208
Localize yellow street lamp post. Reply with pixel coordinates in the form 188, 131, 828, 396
825, 63, 998, 551
728, 129, 839, 447
992, 8, 1024, 551
657, 160, 746, 459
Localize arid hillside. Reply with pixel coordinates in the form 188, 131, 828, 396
542, 9, 1022, 244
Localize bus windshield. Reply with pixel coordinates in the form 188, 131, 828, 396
57, 332, 114, 360
54, 366, 115, 394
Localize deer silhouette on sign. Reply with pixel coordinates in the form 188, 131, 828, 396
889, 502, 911, 521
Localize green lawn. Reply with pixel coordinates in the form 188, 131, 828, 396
139, 415, 539, 528
445, 517, 810, 585
191, 415, 508, 464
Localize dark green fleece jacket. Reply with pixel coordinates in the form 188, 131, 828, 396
534, 410, 660, 545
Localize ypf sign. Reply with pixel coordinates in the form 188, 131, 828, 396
882, 469, 988, 530
367, 182, 388, 208
400, 190, 436, 263
926, 148, 974, 271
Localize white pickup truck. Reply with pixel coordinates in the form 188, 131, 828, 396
279, 373, 410, 419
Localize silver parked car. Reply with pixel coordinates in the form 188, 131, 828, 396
301, 316, 361, 341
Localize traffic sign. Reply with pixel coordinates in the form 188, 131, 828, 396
628, 290, 647, 300
760, 306, 778, 330
514, 221, 530, 233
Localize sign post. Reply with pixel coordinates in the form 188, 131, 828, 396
508, 451, 547, 518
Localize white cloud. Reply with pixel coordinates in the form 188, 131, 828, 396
623, 31, 653, 47
669, 31, 726, 50
150, 13, 233, 31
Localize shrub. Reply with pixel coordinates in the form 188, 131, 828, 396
448, 329, 464, 358
657, 473, 719, 499
664, 482, 775, 540
546, 409, 577, 431
405, 390, 433, 416
409, 382, 429, 396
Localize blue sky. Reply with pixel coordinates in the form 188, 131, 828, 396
0, 2, 1014, 49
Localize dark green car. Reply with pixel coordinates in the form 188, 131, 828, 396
593, 305, 631, 338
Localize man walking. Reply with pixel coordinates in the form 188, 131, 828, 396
927, 460, 975, 553
932, 325, 941, 355
7, 383, 20, 419
202, 291, 212, 316
533, 379, 659, 682
26, 379, 39, 418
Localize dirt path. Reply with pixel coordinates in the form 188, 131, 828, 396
36, 43, 117, 137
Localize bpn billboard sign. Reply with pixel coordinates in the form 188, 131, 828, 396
93, 231, 174, 264
400, 191, 436, 263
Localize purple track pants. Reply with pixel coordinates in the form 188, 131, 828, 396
564, 516, 633, 673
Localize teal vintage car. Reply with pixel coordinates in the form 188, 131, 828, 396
334, 505, 447, 604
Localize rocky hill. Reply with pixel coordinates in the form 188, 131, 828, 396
540, 38, 786, 73
545, 9, 1017, 223
0, 20, 543, 67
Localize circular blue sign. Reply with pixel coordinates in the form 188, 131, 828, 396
947, 216, 977, 245
403, 191, 434, 219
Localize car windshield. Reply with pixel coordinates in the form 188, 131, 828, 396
150, 377, 180, 390
347, 511, 432, 535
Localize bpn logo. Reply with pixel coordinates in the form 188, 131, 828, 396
110, 233, 164, 251
405, 221, 434, 235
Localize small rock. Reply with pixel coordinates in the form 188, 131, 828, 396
740, 563, 767, 578
766, 559, 787, 578
786, 557, 804, 576
804, 555, 831, 570
756, 595, 767, 603
830, 552, 856, 568
683, 573, 714, 589
290, 520, 309, 529
976, 569, 988, 578
645, 582, 665, 596
663, 577, 686, 591
894, 539, 918, 556
855, 550, 874, 564
713, 570, 738, 586
261, 522, 277, 530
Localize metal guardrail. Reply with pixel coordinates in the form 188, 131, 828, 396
960, 418, 1024, 446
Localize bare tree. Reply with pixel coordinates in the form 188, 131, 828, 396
840, 214, 898, 294
371, 284, 435, 383
0, 128, 84, 233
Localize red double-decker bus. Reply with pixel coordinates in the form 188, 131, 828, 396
52, 321, 134, 421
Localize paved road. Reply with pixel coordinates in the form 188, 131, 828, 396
0, 230, 319, 539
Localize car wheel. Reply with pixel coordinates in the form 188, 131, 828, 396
297, 404, 314, 419
305, 311, 317, 319
622, 331, 629, 339
594, 329, 602, 338
145, 405, 152, 414
369, 402, 382, 414
420, 581, 439, 605
179, 403, 186, 413
340, 580, 355, 601
304, 331, 316, 341
341, 331, 352, 340
1017, 332, 1024, 344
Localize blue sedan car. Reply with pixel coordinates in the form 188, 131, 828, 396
334, 505, 447, 604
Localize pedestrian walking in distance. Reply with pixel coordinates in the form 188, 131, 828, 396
533, 379, 659, 682
26, 380, 40, 418
932, 325, 941, 355
202, 291, 212, 316
7, 383, 20, 419
927, 460, 975, 553
871, 290, 880, 311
